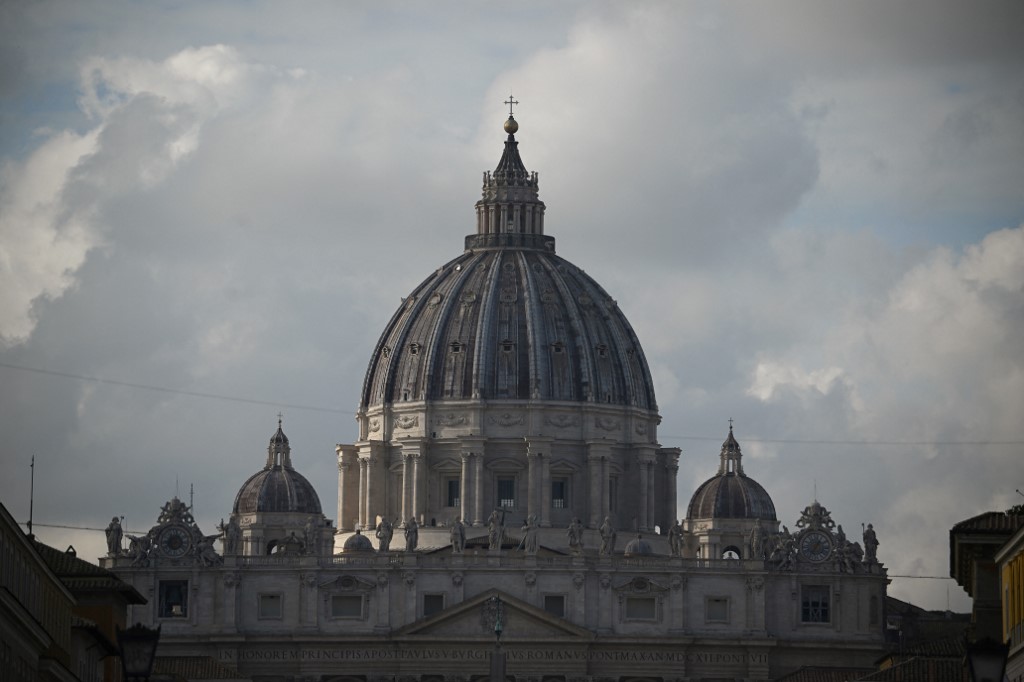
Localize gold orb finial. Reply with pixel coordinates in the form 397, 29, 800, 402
504, 115, 519, 134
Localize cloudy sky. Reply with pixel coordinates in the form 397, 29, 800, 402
2, 1, 1022, 612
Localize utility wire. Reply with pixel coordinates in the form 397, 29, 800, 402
3, 360, 1022, 446
0, 360, 345, 414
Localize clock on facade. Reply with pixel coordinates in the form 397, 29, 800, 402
158, 525, 193, 557
799, 530, 833, 562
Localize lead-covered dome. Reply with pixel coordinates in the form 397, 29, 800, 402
233, 420, 322, 515
360, 115, 656, 411
687, 427, 776, 521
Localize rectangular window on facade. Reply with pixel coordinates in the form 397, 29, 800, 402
258, 594, 282, 619
423, 593, 445, 617
447, 478, 460, 507
801, 585, 831, 623
551, 479, 568, 509
624, 597, 657, 621
158, 580, 188, 618
331, 595, 364, 619
498, 477, 516, 508
544, 594, 566, 618
705, 597, 729, 623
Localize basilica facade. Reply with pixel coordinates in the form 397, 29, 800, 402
103, 112, 888, 682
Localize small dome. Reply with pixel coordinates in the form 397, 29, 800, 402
232, 421, 322, 515
686, 427, 776, 522
624, 533, 654, 557
342, 530, 375, 553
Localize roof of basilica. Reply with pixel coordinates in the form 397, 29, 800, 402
359, 115, 658, 412
687, 426, 777, 522
232, 419, 322, 515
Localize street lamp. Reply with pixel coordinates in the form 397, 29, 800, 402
116, 623, 161, 682
965, 636, 1009, 682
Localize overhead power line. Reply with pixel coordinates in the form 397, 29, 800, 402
659, 434, 1024, 447
2, 360, 1022, 446
0, 360, 345, 414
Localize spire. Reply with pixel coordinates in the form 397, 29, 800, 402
718, 420, 744, 475
471, 97, 548, 246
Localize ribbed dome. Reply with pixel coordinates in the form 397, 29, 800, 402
624, 534, 654, 557
232, 420, 322, 515
359, 119, 656, 410
686, 427, 776, 521
342, 530, 375, 553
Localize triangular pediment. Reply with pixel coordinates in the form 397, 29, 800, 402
394, 588, 593, 640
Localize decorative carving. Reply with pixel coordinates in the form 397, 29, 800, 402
578, 293, 593, 308
524, 571, 536, 587
481, 596, 504, 633
540, 289, 557, 304
435, 413, 467, 427
368, 418, 382, 433
451, 571, 463, 587
600, 574, 611, 590
489, 413, 524, 427
395, 415, 419, 429
427, 292, 443, 308
500, 287, 517, 303
595, 416, 620, 431
573, 572, 585, 590
746, 577, 764, 592
634, 421, 648, 435
670, 575, 685, 591
376, 572, 389, 589
796, 501, 836, 531
224, 573, 239, 588
403, 571, 416, 586
545, 414, 580, 429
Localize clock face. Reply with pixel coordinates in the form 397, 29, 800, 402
159, 526, 192, 557
799, 530, 833, 562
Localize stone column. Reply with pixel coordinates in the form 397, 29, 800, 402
664, 449, 681, 529
541, 453, 552, 527
474, 455, 484, 526
587, 441, 612, 528
358, 441, 386, 530
459, 453, 471, 524
400, 452, 412, 524
357, 457, 368, 529
461, 438, 486, 526
336, 445, 358, 531
639, 461, 650, 531
526, 450, 539, 521
636, 446, 657, 532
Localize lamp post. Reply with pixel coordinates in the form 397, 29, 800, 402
116, 623, 161, 682
965, 636, 1009, 682
488, 596, 506, 682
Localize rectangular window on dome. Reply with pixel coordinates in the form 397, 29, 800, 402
498, 477, 516, 508
331, 595, 364, 619
801, 585, 831, 624
158, 580, 188, 618
446, 478, 460, 507
258, 593, 282, 620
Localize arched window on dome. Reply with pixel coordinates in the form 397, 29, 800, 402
722, 546, 741, 560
